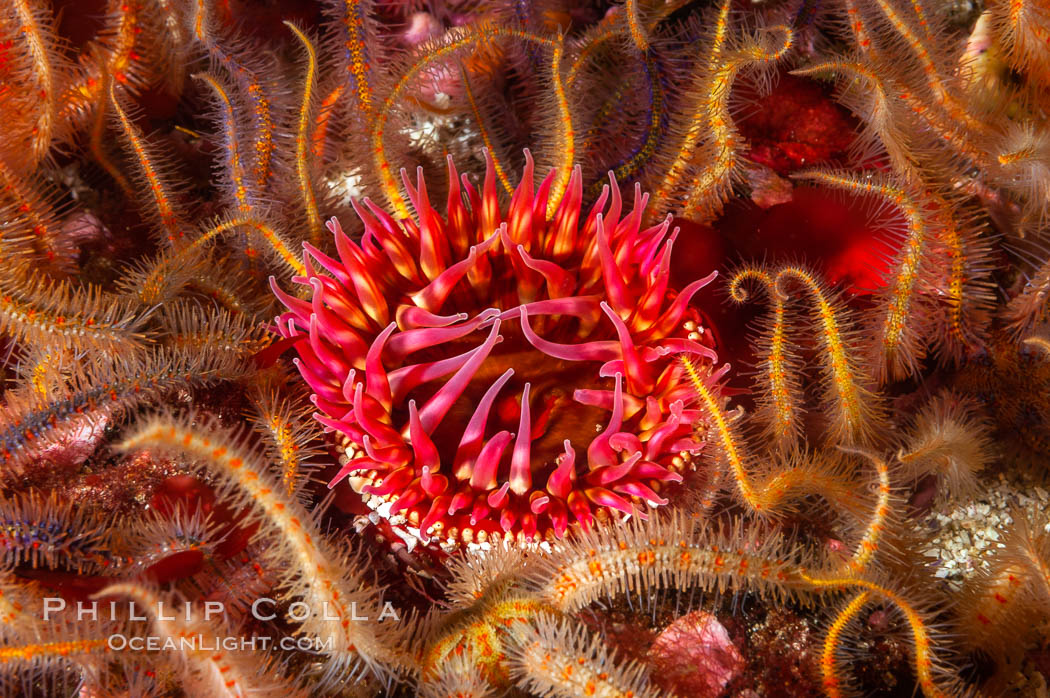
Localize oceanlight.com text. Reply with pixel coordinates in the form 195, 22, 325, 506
105, 634, 335, 653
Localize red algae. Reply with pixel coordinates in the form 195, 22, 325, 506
708, 187, 903, 296
739, 73, 859, 175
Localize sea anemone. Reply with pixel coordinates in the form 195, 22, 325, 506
272, 152, 720, 548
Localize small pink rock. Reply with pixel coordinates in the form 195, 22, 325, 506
826, 538, 848, 554
745, 163, 794, 209
868, 608, 890, 631
402, 12, 441, 47
648, 610, 745, 697
61, 210, 107, 246
37, 417, 108, 470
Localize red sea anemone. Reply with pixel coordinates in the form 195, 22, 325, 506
272, 152, 720, 548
